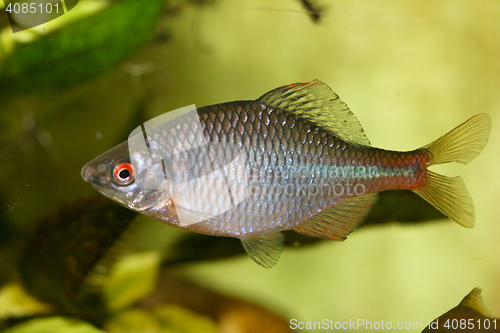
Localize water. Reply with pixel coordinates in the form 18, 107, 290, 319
1, 1, 499, 331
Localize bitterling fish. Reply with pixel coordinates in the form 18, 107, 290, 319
423, 288, 499, 332
81, 80, 491, 268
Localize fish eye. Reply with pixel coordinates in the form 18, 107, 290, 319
113, 163, 135, 185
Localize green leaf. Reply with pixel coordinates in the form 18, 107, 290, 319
104, 306, 219, 333
154, 305, 219, 333
0, 283, 51, 319
104, 251, 161, 312
3, 316, 104, 333
104, 309, 162, 333
20, 196, 138, 316
0, 0, 165, 93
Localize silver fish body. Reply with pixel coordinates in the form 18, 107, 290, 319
82, 81, 491, 268
83, 99, 369, 236
140, 100, 368, 237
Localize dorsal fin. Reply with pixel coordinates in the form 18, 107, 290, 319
258, 80, 370, 146
293, 192, 378, 240
459, 288, 490, 316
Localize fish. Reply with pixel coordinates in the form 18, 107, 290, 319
81, 80, 491, 268
423, 288, 499, 332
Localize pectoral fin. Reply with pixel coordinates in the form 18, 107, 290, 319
240, 232, 285, 269
293, 193, 378, 240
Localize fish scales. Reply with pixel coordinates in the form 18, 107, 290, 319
141, 100, 426, 237
82, 80, 491, 268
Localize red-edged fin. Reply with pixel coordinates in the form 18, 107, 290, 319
415, 114, 491, 228
293, 193, 378, 240
257, 80, 371, 146
459, 288, 490, 317
240, 232, 284, 269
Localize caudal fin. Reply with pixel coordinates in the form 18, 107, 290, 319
414, 114, 491, 228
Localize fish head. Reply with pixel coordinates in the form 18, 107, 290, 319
81, 140, 172, 212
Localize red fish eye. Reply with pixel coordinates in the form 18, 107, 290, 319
113, 163, 134, 185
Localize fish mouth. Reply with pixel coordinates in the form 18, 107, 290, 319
81, 141, 130, 185
81, 162, 113, 187
81, 164, 95, 183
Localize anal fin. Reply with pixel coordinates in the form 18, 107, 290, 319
293, 193, 378, 240
240, 232, 284, 269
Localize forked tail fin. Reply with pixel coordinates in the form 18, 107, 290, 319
414, 114, 491, 228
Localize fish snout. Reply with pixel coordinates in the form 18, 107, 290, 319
81, 164, 96, 183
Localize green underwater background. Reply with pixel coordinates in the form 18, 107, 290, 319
0, 0, 499, 332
